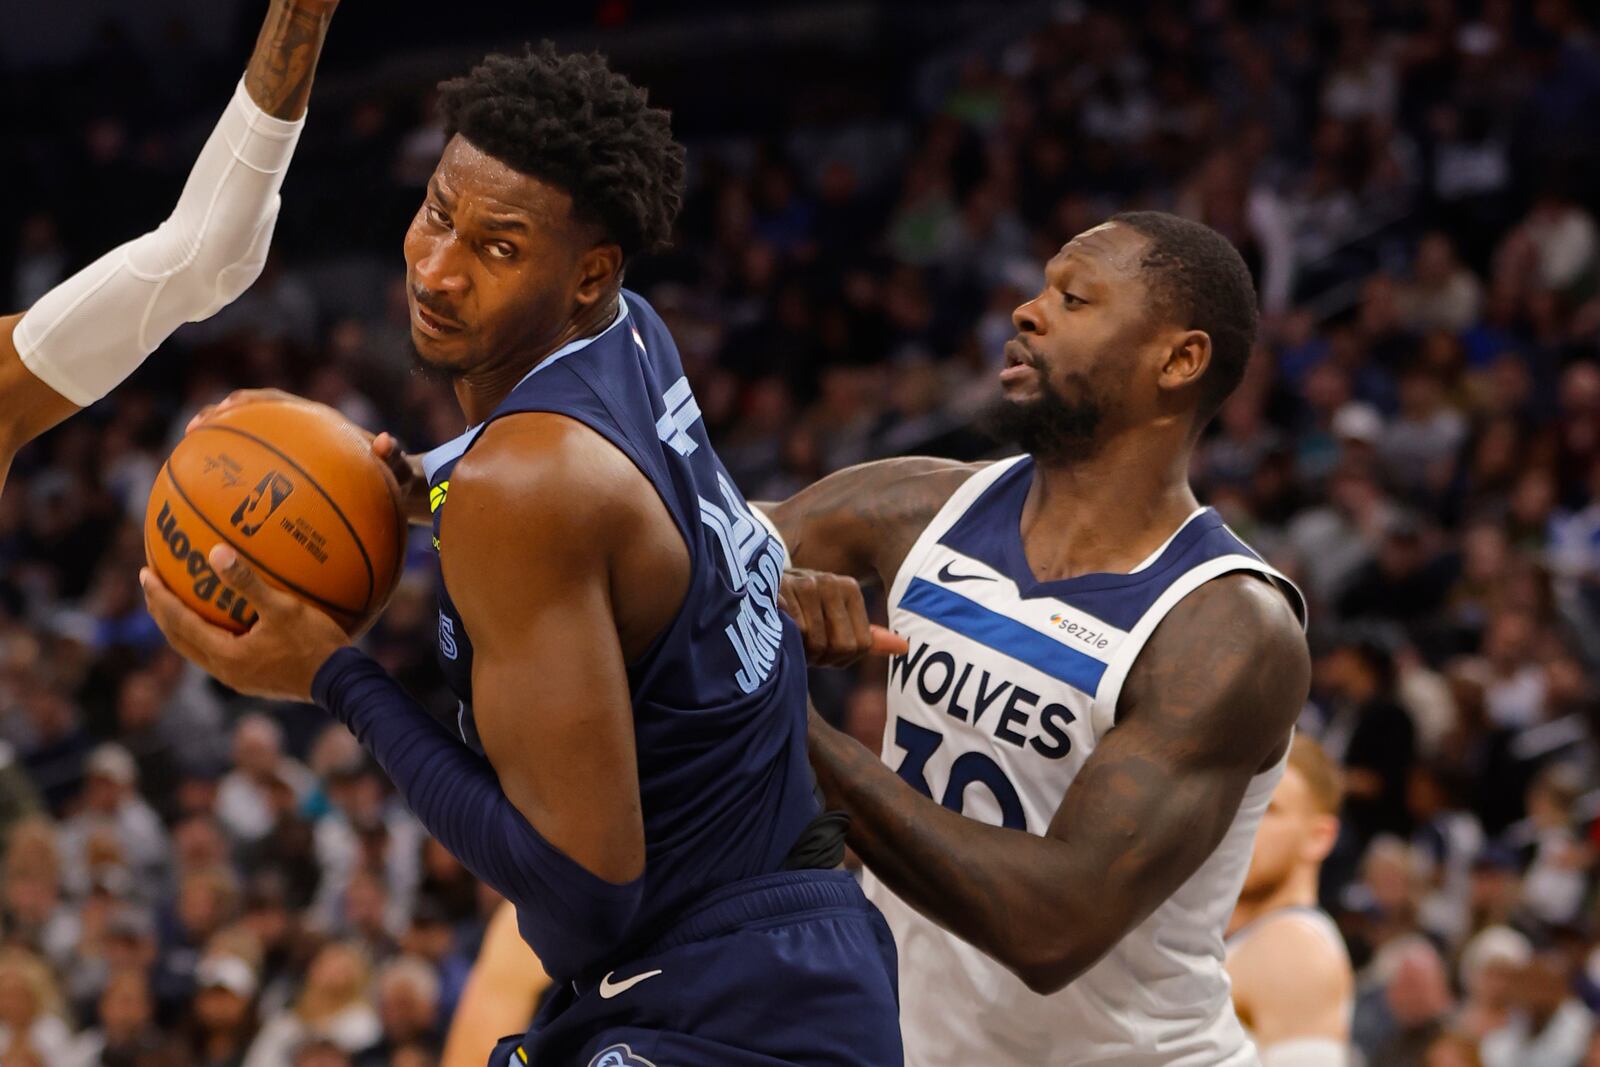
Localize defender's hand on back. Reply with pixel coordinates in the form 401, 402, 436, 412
779, 568, 908, 667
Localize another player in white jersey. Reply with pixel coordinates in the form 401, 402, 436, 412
1226, 735, 1354, 1066
0, 0, 338, 496
766, 211, 1310, 1066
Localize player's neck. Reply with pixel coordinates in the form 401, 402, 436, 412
455, 293, 621, 426
1021, 429, 1199, 582
1227, 867, 1319, 937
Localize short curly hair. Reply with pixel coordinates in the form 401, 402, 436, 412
1109, 211, 1259, 426
438, 43, 686, 264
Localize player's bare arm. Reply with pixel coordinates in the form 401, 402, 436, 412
763, 457, 981, 583
759, 457, 980, 664
439, 413, 689, 882
243, 0, 341, 120
0, 0, 338, 491
808, 572, 1309, 994
0, 325, 77, 483
141, 409, 686, 968
1228, 919, 1353, 1049
441, 900, 549, 1067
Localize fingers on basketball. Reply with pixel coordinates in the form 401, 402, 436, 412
139, 566, 236, 663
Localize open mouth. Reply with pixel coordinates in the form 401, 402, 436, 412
1001, 339, 1039, 381
414, 304, 463, 337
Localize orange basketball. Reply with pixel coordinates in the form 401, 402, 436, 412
144, 398, 406, 635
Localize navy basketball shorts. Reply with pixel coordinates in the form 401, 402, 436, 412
487, 869, 903, 1066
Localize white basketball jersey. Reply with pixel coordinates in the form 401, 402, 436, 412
867, 455, 1305, 1067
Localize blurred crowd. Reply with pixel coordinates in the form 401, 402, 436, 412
1, 1, 1599, 1065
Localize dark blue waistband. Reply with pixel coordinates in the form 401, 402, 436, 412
644, 868, 867, 954
570, 868, 869, 993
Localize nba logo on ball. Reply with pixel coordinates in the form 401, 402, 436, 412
588, 1044, 656, 1067
230, 470, 295, 537
146, 398, 406, 636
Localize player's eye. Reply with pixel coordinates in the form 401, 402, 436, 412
425, 204, 450, 228
1062, 291, 1086, 308
485, 242, 517, 261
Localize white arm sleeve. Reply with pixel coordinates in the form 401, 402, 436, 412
1260, 1038, 1349, 1067
14, 80, 305, 406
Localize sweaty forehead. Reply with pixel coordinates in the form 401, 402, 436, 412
432, 135, 568, 227
1053, 222, 1150, 280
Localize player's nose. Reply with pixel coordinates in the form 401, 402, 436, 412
1012, 296, 1043, 336
413, 236, 470, 293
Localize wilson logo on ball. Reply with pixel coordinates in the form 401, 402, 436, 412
230, 470, 295, 537
152, 500, 256, 627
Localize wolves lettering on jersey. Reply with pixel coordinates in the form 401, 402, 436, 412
417, 290, 819, 962
870, 454, 1306, 1067
887, 640, 1078, 759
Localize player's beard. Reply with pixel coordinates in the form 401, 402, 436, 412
410, 345, 466, 385
979, 371, 1105, 463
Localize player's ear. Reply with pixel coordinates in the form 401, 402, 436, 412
1158, 329, 1211, 394
1307, 814, 1340, 865
575, 243, 624, 307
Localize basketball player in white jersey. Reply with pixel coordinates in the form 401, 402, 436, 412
1226, 735, 1354, 1066
0, 0, 338, 495
764, 211, 1310, 1066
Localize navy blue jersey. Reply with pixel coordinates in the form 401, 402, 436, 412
419, 291, 818, 950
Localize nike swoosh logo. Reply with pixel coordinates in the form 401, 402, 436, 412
938, 561, 996, 584
598, 969, 663, 999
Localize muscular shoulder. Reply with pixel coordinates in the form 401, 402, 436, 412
443, 412, 650, 564
1120, 573, 1309, 769
1230, 914, 1352, 1039
772, 456, 986, 584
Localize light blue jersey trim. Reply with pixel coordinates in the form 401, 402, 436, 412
900, 578, 1108, 696
420, 298, 632, 482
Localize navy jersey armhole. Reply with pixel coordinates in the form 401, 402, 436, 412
475, 375, 699, 678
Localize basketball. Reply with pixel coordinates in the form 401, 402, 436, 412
143, 398, 406, 635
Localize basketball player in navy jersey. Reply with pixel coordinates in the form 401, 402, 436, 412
142, 44, 902, 1067
0, 0, 337, 495
767, 214, 1312, 1065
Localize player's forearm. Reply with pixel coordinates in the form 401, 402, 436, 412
313, 648, 643, 980
757, 457, 976, 585
243, 0, 339, 120
753, 496, 875, 583
809, 714, 1110, 993
0, 314, 80, 453
11, 13, 323, 414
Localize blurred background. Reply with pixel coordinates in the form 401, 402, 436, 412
1, 1, 1599, 1065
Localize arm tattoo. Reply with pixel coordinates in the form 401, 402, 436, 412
1044, 576, 1305, 904
810, 573, 1308, 993
243, 0, 337, 120
768, 457, 980, 585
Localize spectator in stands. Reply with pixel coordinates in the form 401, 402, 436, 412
0, 946, 77, 1064
1481, 947, 1594, 1067
182, 952, 261, 1067
243, 942, 380, 1067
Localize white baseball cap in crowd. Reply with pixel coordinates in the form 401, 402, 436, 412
196, 954, 259, 999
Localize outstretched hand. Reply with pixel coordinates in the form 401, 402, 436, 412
140, 544, 348, 703
778, 568, 908, 667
